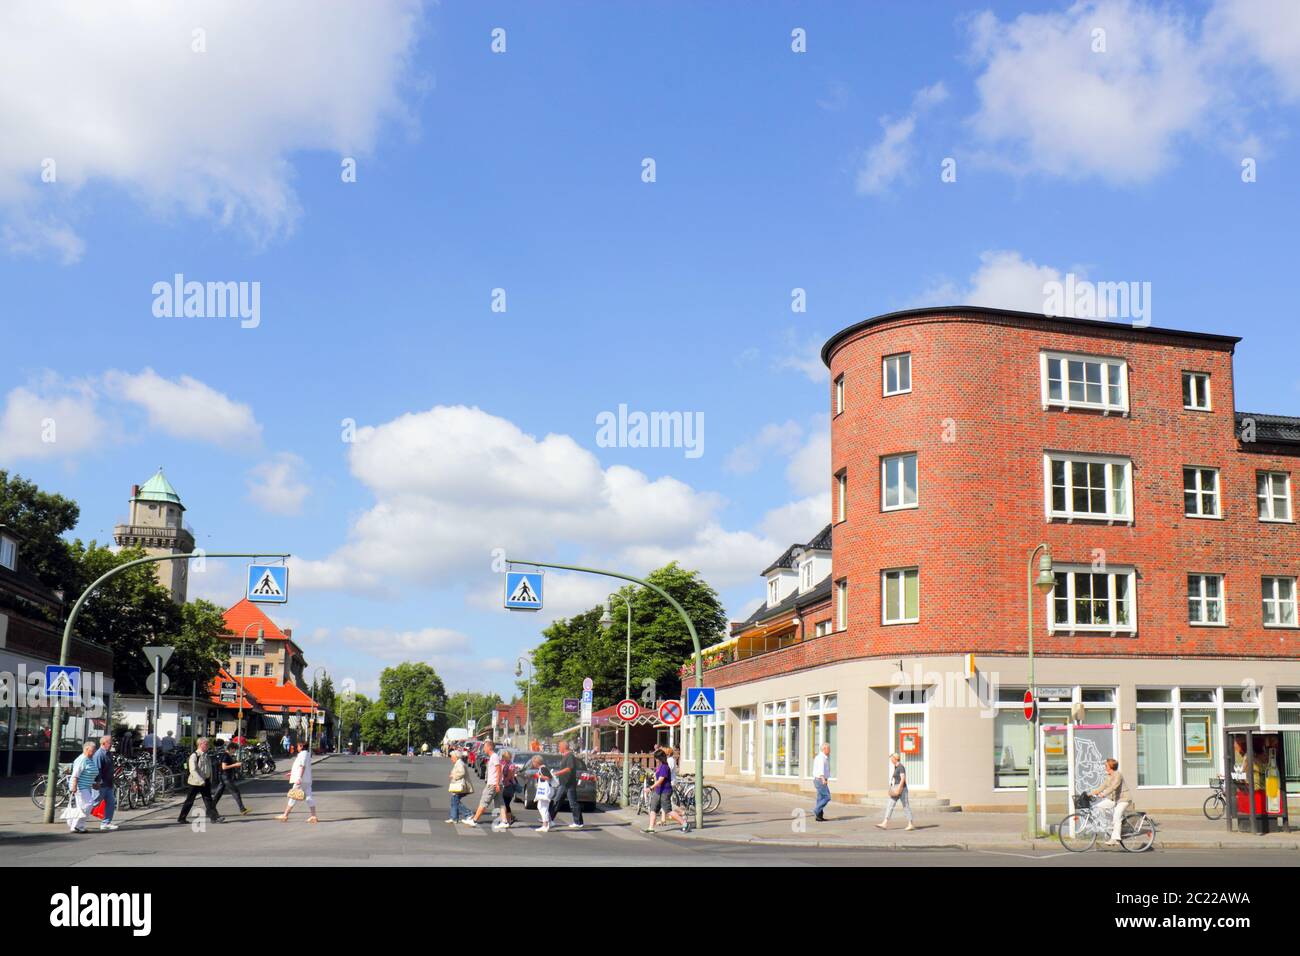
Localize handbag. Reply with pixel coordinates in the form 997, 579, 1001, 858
287, 785, 306, 801
449, 776, 467, 794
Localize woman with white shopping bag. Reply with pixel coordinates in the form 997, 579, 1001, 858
446, 749, 474, 823
64, 740, 100, 833
277, 746, 318, 823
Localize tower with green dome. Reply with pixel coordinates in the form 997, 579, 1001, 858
112, 467, 197, 603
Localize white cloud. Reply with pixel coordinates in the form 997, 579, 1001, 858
105, 368, 261, 448
0, 0, 424, 258
759, 494, 830, 546
1205, 0, 1300, 100
966, 1, 1211, 183
725, 420, 803, 475
0, 376, 107, 461
857, 82, 948, 195
776, 330, 828, 383
339, 625, 471, 662
1, 211, 86, 264
247, 452, 310, 515
913, 250, 1071, 315
785, 428, 830, 497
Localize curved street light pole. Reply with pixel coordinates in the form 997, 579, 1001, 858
509, 558, 706, 832
42, 551, 290, 824
1026, 544, 1055, 839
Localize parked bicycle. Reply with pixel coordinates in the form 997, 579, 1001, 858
1058, 792, 1155, 852
1203, 775, 1227, 820
29, 764, 73, 811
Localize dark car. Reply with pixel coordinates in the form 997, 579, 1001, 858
518, 752, 597, 812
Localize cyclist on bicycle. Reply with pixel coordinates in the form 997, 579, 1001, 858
1089, 758, 1130, 846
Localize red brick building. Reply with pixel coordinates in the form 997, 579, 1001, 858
692, 306, 1300, 811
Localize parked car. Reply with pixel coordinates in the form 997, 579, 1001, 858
518, 752, 597, 812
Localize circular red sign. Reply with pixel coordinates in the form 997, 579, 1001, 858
1023, 689, 1036, 721
616, 699, 640, 721
658, 700, 683, 726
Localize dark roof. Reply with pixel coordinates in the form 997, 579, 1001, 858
821, 305, 1242, 367
735, 575, 833, 631
1236, 412, 1300, 447
760, 524, 832, 575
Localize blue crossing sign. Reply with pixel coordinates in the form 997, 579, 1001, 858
504, 571, 543, 611
45, 664, 81, 701
686, 686, 716, 716
247, 564, 289, 603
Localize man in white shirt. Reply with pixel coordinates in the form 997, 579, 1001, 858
469, 741, 506, 828
812, 742, 832, 822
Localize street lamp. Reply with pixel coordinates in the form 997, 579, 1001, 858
1026, 544, 1055, 838
601, 589, 634, 808
238, 624, 265, 745
514, 654, 533, 748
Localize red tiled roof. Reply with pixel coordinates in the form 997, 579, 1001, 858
222, 599, 290, 641
207, 670, 315, 713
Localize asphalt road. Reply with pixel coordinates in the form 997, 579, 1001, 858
0, 755, 1292, 868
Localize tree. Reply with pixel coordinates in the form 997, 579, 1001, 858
366, 662, 449, 752
335, 692, 370, 749
314, 674, 336, 713
0, 470, 81, 597
445, 690, 503, 732
525, 562, 728, 736
169, 599, 230, 692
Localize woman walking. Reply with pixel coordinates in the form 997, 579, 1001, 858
278, 745, 318, 823
446, 749, 474, 823
530, 756, 553, 832
645, 748, 688, 833
65, 740, 100, 833
500, 750, 518, 826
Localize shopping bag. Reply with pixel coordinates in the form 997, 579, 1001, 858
90, 797, 107, 820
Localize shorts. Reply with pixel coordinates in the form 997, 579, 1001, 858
478, 784, 502, 809
653, 789, 674, 814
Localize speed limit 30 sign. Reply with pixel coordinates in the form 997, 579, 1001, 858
616, 699, 640, 721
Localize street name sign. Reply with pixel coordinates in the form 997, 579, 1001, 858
248, 564, 289, 603
686, 687, 716, 716
504, 571, 543, 611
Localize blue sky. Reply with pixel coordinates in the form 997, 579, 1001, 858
2, 1, 1298, 698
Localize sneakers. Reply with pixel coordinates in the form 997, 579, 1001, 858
444, 818, 456, 824
99, 822, 119, 831
567, 823, 583, 829
905, 823, 915, 831
642, 826, 657, 833
464, 819, 479, 827
536, 825, 550, 833
240, 808, 251, 816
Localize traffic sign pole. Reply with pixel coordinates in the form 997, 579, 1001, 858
40, 550, 290, 824
508, 558, 708, 831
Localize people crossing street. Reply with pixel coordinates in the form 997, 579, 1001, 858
549, 739, 584, 829
468, 741, 506, 828
212, 740, 250, 816
92, 735, 119, 831
177, 738, 222, 826
447, 749, 473, 823
278, 746, 318, 823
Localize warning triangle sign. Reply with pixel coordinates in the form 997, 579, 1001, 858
48, 671, 76, 693
509, 577, 538, 604
251, 570, 283, 597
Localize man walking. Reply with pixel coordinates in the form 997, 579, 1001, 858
92, 735, 119, 831
812, 741, 832, 822
468, 741, 504, 828
177, 737, 222, 825
212, 739, 250, 816
549, 739, 584, 829
875, 753, 914, 831
281, 732, 292, 756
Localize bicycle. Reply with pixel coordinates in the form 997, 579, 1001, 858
30, 765, 73, 811
1203, 775, 1226, 820
1058, 792, 1155, 852
673, 774, 722, 814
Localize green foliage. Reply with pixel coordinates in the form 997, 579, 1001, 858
525, 562, 728, 736
358, 662, 449, 751
335, 693, 370, 747
0, 470, 81, 596
314, 673, 336, 713
445, 689, 503, 732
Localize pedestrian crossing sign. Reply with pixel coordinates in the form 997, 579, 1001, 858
504, 571, 543, 611
247, 564, 289, 603
686, 686, 716, 716
45, 664, 81, 700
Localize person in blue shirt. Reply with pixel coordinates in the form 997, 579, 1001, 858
67, 740, 100, 833
91, 735, 119, 831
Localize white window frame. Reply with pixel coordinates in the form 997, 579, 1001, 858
993, 686, 1118, 792
800, 559, 814, 591
834, 374, 845, 416
1257, 471, 1293, 523
761, 698, 802, 778
1183, 466, 1221, 518
814, 620, 831, 637
881, 567, 919, 625
1048, 564, 1137, 635
1043, 452, 1133, 523
1262, 576, 1298, 628
1187, 573, 1226, 627
767, 576, 779, 607
1135, 687, 1260, 790
881, 453, 918, 511
0, 534, 15, 571
805, 693, 839, 780
836, 470, 847, 522
835, 579, 848, 632
883, 352, 912, 397
1040, 351, 1129, 414
1182, 372, 1211, 411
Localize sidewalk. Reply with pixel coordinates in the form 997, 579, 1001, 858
605, 782, 1300, 851
0, 754, 331, 836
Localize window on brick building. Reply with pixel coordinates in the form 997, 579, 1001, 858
882, 453, 918, 510
882, 568, 919, 624
1183, 467, 1220, 517
814, 620, 831, 637
834, 374, 845, 415
883, 353, 911, 396
1041, 352, 1128, 413
1187, 574, 1225, 626
1049, 565, 1136, 633
0, 533, 16, 571
836, 470, 847, 522
1045, 453, 1132, 521
835, 579, 848, 631
1182, 372, 1211, 410
1262, 576, 1297, 628
1257, 471, 1292, 522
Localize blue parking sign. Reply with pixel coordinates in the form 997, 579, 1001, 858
45, 664, 81, 701
686, 686, 716, 716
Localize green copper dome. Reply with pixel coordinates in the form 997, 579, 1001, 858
133, 467, 185, 509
